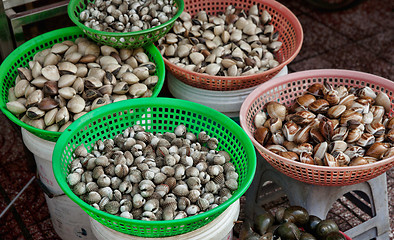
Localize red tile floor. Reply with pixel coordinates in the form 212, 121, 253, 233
0, 0, 393, 239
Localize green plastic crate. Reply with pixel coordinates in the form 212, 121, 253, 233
0, 26, 165, 142
53, 97, 256, 238
68, 0, 184, 48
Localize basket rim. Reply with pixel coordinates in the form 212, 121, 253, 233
0, 26, 165, 141
162, 0, 304, 82
67, 0, 185, 37
53, 97, 257, 228
239, 69, 394, 172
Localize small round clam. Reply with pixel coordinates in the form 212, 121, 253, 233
67, 172, 81, 186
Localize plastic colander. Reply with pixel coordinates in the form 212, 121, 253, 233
0, 27, 165, 142
240, 69, 394, 186
163, 0, 303, 91
68, 0, 184, 48
53, 97, 256, 237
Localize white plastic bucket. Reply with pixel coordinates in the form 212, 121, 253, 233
90, 199, 240, 240
21, 128, 60, 194
21, 128, 96, 240
168, 66, 288, 118
45, 194, 95, 240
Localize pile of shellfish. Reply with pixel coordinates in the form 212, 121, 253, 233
158, 4, 282, 76
79, 0, 178, 32
6, 38, 158, 132
67, 124, 239, 220
254, 82, 394, 167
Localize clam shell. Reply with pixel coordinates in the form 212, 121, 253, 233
14, 80, 30, 98
65, 52, 82, 63
365, 142, 388, 159
6, 101, 26, 115
349, 157, 368, 166
42, 65, 60, 81
133, 67, 150, 80
121, 72, 139, 84
327, 105, 346, 118
31, 76, 48, 88
56, 106, 69, 126
279, 151, 299, 161
37, 97, 58, 111
58, 62, 77, 75
266, 102, 286, 121
44, 108, 58, 126
129, 83, 147, 98
58, 87, 76, 99
67, 95, 86, 114
189, 52, 205, 65
375, 92, 390, 113
51, 43, 69, 54
58, 75, 77, 88
31, 62, 42, 79
26, 89, 43, 107
296, 94, 316, 108
26, 107, 45, 120
300, 152, 314, 165
324, 153, 339, 167
43, 53, 60, 66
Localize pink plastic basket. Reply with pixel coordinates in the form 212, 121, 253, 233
163, 0, 303, 91
240, 69, 394, 186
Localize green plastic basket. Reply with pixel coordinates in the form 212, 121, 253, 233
0, 26, 165, 142
53, 97, 256, 237
68, 0, 184, 48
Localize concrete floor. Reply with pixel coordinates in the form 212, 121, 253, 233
0, 0, 393, 239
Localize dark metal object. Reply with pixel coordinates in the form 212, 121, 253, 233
0, 0, 13, 61
0, 0, 69, 60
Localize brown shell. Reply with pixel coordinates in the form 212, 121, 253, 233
279, 151, 299, 161
164, 177, 177, 190
349, 157, 369, 166
300, 152, 314, 165
365, 142, 389, 159
310, 128, 325, 143
324, 90, 340, 105
296, 94, 316, 108
213, 173, 225, 185
345, 128, 363, 143
324, 153, 339, 167
319, 117, 334, 140
290, 111, 316, 125
254, 127, 271, 145
307, 83, 323, 96
308, 99, 329, 113
340, 110, 363, 126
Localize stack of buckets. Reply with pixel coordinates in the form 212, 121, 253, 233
167, 66, 288, 121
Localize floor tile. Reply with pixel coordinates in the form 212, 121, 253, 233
298, 0, 385, 41
289, 42, 394, 79
358, 28, 394, 64
277, 0, 304, 16
290, 14, 351, 61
